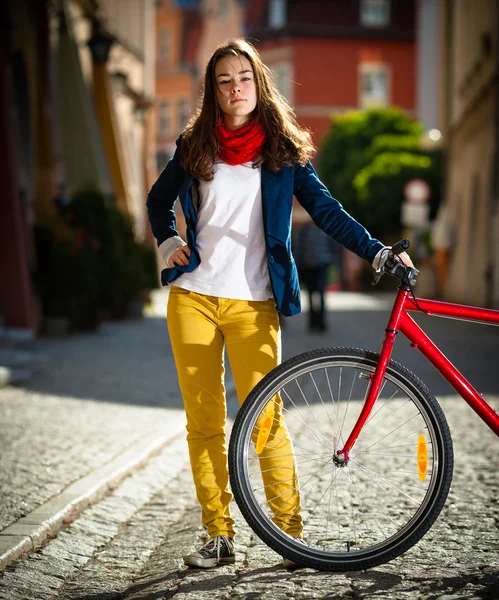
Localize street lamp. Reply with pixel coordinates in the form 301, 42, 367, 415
87, 24, 114, 64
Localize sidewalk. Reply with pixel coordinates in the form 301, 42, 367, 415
0, 289, 403, 571
0, 291, 188, 570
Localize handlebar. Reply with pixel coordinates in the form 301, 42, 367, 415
373, 239, 419, 289
391, 238, 411, 256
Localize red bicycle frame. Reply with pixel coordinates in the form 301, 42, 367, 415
339, 289, 499, 458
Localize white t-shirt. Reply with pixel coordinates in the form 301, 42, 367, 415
174, 161, 273, 301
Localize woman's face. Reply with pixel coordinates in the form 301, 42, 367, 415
215, 55, 257, 130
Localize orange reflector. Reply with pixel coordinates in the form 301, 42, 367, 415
417, 435, 428, 481
256, 415, 272, 455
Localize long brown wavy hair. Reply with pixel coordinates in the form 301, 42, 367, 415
181, 39, 316, 180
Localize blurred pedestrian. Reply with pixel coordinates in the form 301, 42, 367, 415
294, 220, 342, 333
146, 39, 413, 570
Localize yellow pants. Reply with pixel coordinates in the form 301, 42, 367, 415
167, 286, 302, 539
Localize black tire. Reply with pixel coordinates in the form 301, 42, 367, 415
229, 347, 454, 571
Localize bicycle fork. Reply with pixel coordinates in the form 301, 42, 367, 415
334, 288, 410, 465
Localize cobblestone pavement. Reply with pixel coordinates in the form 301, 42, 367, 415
0, 395, 497, 599
0, 292, 190, 566
0, 290, 498, 598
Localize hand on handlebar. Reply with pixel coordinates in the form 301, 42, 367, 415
397, 251, 414, 268
372, 243, 413, 272
388, 239, 414, 268
372, 240, 418, 287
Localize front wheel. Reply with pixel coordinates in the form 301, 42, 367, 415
229, 347, 454, 571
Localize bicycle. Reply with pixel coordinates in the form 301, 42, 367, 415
228, 239, 499, 571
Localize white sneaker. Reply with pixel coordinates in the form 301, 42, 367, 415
183, 535, 235, 568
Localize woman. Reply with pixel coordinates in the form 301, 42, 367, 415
147, 39, 411, 569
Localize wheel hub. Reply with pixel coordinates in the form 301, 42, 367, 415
333, 450, 349, 467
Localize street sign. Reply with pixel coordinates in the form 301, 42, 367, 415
401, 201, 430, 228
404, 178, 431, 204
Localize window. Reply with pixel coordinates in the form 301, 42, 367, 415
360, 0, 390, 28
359, 64, 389, 108
269, 0, 286, 29
159, 29, 171, 63
159, 101, 171, 136
178, 98, 189, 131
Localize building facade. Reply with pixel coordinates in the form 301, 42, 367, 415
439, 0, 499, 307
155, 0, 244, 169
246, 0, 416, 149
0, 0, 156, 334
67, 0, 156, 240
154, 0, 244, 238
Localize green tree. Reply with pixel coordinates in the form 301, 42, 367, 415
66, 189, 158, 319
42, 188, 159, 325
318, 108, 441, 241
353, 150, 442, 237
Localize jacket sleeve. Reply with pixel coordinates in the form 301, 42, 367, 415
146, 136, 186, 247
293, 161, 384, 264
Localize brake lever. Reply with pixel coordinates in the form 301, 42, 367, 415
372, 251, 419, 287
390, 261, 419, 286
372, 252, 395, 286
406, 266, 420, 287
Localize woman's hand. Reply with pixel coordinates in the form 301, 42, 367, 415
167, 246, 191, 267
373, 247, 414, 271
398, 251, 414, 268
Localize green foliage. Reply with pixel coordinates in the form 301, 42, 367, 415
352, 151, 440, 235
100, 205, 141, 316
368, 134, 423, 157
36, 188, 159, 328
35, 222, 74, 318
318, 107, 442, 241
136, 242, 160, 293
67, 189, 159, 318
35, 214, 101, 328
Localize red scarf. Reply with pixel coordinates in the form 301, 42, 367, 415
216, 118, 266, 166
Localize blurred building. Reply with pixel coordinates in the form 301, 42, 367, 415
0, 0, 156, 335
438, 0, 499, 307
246, 0, 416, 149
416, 0, 442, 133
154, 0, 244, 240
244, 0, 418, 290
155, 0, 245, 170
67, 0, 156, 240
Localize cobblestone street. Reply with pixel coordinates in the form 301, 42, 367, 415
0, 291, 498, 599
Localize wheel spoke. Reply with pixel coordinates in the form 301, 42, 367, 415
231, 349, 453, 571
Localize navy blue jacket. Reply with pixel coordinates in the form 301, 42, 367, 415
146, 137, 384, 317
